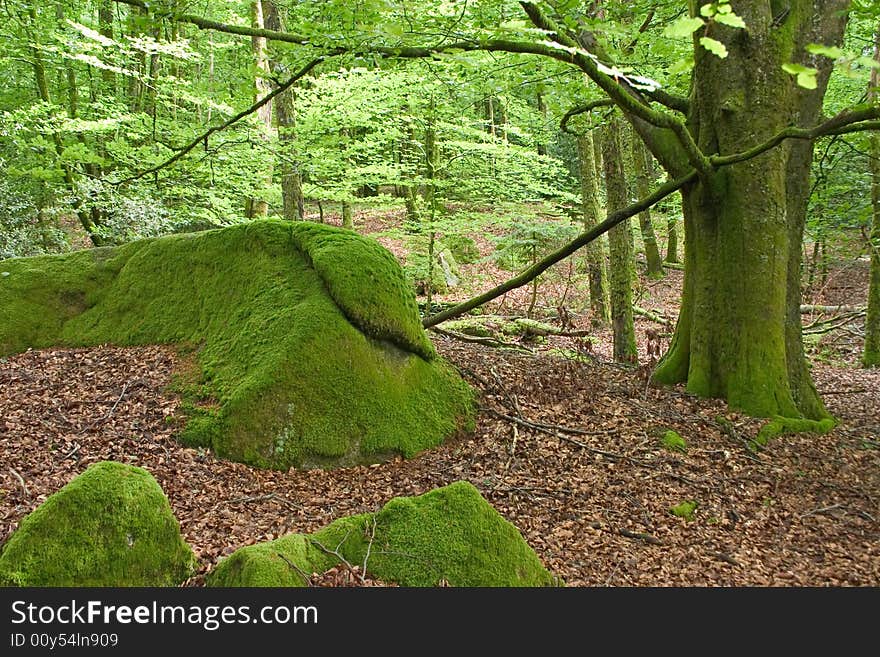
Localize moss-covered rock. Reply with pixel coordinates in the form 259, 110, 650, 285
207, 481, 555, 587
0, 220, 474, 469
0, 461, 196, 586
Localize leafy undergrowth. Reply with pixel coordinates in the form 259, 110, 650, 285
1, 337, 877, 586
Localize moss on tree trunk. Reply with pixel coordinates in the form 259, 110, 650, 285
577, 130, 610, 326
602, 115, 637, 364
653, 2, 845, 419
631, 126, 663, 278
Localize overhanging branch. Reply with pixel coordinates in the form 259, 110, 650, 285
710, 107, 880, 168
112, 57, 325, 185
422, 170, 698, 328
560, 99, 614, 134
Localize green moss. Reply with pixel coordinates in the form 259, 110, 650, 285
669, 500, 698, 522
754, 415, 837, 447
289, 222, 434, 359
207, 481, 556, 587
0, 220, 474, 470
661, 430, 687, 453
0, 461, 196, 586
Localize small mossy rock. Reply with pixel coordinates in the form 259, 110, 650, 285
0, 220, 474, 470
661, 430, 687, 453
669, 500, 698, 522
207, 481, 555, 587
0, 461, 196, 586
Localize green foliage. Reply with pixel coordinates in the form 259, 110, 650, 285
207, 481, 556, 587
442, 233, 480, 264
490, 219, 580, 271
0, 461, 196, 586
0, 220, 474, 470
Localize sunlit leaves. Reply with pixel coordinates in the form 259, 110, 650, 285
699, 37, 728, 59
662, 0, 745, 59
663, 17, 704, 39
782, 63, 819, 89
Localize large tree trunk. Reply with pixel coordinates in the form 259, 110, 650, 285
864, 25, 880, 367
603, 114, 637, 364
653, 1, 847, 419
577, 130, 610, 325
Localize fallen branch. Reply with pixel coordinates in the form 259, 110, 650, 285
619, 528, 663, 545
800, 304, 865, 314
429, 326, 533, 352
633, 305, 671, 326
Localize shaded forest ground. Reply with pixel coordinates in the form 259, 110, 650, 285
1, 209, 878, 586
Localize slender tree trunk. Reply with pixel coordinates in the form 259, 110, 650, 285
631, 126, 663, 278
603, 115, 637, 364
263, 1, 303, 221
246, 0, 273, 217
654, 2, 847, 419
536, 90, 548, 156
577, 130, 610, 325
402, 114, 420, 230
98, 1, 116, 95
127, 7, 146, 111
666, 215, 680, 263
864, 25, 880, 367
341, 201, 353, 229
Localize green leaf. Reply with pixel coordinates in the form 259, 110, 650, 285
699, 4, 717, 18
670, 56, 695, 75
664, 16, 705, 38
854, 56, 880, 69
716, 3, 733, 13
805, 43, 845, 59
782, 63, 818, 89
714, 12, 746, 29
699, 36, 728, 58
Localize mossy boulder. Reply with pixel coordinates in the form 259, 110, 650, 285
0, 220, 474, 469
0, 461, 196, 586
207, 481, 555, 587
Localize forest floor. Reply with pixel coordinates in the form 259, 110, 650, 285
1, 210, 878, 586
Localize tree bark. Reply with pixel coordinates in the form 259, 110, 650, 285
653, 1, 848, 419
577, 130, 610, 325
631, 125, 663, 278
246, 0, 273, 217
603, 114, 637, 364
263, 1, 303, 221
864, 24, 880, 367
666, 215, 679, 263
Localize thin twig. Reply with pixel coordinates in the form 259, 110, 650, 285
8, 467, 29, 500
277, 553, 312, 586
799, 502, 845, 519
362, 516, 378, 577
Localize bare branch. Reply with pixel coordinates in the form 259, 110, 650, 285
113, 57, 325, 184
